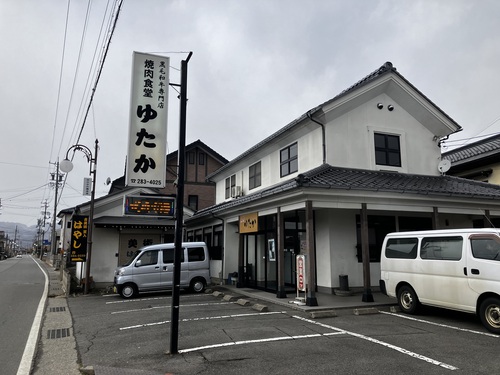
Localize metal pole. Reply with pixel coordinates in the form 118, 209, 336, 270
361, 203, 374, 302
84, 139, 98, 295
169, 52, 192, 355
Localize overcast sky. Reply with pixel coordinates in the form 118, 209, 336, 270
1, 0, 500, 234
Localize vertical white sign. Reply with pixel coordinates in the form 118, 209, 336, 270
83, 177, 91, 196
126, 52, 169, 188
296, 255, 306, 292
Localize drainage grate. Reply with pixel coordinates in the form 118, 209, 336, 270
49, 306, 66, 313
47, 328, 71, 339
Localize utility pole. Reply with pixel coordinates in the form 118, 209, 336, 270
41, 200, 50, 258
50, 160, 64, 267
169, 51, 193, 355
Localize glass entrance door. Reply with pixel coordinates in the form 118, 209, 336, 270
243, 233, 277, 292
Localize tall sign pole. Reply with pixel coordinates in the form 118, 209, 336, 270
169, 52, 193, 355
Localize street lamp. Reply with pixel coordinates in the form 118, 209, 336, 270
60, 139, 99, 294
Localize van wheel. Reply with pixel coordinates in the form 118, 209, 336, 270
190, 278, 206, 293
479, 297, 500, 334
120, 283, 137, 299
397, 285, 420, 314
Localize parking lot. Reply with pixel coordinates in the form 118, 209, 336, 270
68, 289, 500, 374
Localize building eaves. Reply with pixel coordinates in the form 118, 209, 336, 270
190, 164, 500, 221
208, 62, 461, 179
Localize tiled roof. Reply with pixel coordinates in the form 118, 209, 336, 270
442, 134, 500, 164
190, 164, 500, 220
298, 164, 500, 197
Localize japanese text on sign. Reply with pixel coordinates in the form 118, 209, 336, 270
70, 215, 88, 262
297, 255, 306, 292
126, 52, 169, 188
124, 195, 175, 217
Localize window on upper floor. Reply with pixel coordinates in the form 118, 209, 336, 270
225, 174, 236, 199
188, 195, 198, 211
188, 151, 195, 164
280, 143, 298, 177
249, 161, 261, 190
199, 152, 205, 165
374, 133, 401, 167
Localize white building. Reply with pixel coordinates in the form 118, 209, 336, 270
185, 62, 500, 306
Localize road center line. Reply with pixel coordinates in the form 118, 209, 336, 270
379, 311, 499, 338
292, 315, 458, 371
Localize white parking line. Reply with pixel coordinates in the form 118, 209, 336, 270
111, 302, 234, 314
380, 311, 499, 338
119, 311, 285, 331
178, 332, 345, 353
106, 294, 199, 305
292, 315, 458, 371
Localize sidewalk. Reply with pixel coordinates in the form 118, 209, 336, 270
214, 284, 397, 315
31, 261, 397, 374
31, 261, 80, 375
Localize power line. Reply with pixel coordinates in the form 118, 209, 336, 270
74, 0, 124, 145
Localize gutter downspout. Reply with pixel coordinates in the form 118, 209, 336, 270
307, 110, 326, 164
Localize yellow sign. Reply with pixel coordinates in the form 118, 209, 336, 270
239, 213, 258, 233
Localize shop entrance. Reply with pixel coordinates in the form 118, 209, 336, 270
243, 233, 277, 291
241, 211, 306, 293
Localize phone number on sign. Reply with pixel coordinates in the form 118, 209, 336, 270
130, 179, 163, 185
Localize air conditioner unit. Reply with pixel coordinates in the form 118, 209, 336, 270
231, 186, 242, 198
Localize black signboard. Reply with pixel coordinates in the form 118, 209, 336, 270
124, 195, 175, 217
70, 215, 88, 262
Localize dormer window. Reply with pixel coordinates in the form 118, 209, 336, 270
374, 133, 401, 167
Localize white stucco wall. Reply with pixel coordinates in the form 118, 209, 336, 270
326, 95, 442, 175
214, 126, 324, 204
89, 227, 120, 285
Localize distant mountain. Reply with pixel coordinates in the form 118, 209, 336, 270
0, 222, 40, 249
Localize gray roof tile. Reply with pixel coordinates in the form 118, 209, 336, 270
442, 134, 500, 164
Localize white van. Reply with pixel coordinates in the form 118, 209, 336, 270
380, 228, 500, 334
113, 242, 210, 299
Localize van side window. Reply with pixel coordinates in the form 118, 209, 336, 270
137, 250, 158, 266
162, 249, 184, 264
188, 247, 206, 262
385, 238, 418, 259
470, 238, 500, 261
420, 236, 462, 260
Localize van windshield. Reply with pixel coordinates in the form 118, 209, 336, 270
122, 250, 141, 266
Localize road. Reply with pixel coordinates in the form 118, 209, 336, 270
0, 255, 47, 375
68, 288, 500, 374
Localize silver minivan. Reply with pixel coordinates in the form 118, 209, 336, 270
113, 242, 210, 298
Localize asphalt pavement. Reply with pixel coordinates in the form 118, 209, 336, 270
31, 261, 397, 374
